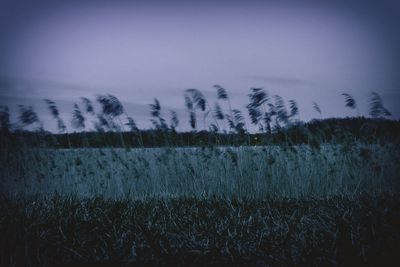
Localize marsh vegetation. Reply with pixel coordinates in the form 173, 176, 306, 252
0, 87, 399, 266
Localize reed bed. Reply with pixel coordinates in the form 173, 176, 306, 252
1, 89, 399, 266
1, 143, 399, 199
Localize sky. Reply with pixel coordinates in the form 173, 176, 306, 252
0, 0, 399, 132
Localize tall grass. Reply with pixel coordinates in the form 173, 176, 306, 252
0, 89, 398, 199
1, 143, 399, 199
1, 87, 399, 266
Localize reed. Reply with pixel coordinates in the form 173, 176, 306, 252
0, 87, 399, 266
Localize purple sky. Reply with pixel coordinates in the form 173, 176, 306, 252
0, 0, 399, 131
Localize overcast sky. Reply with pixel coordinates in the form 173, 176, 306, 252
0, 0, 399, 131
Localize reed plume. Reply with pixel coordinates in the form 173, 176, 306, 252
274, 95, 289, 126
214, 102, 224, 120
341, 93, 356, 110
96, 94, 124, 117
288, 100, 299, 118
214, 84, 228, 100
18, 105, 41, 130
81, 97, 95, 115
247, 87, 269, 132
369, 92, 391, 118
170, 110, 179, 131
44, 99, 66, 133
149, 98, 168, 130
71, 103, 85, 130
312, 102, 321, 116
96, 94, 126, 131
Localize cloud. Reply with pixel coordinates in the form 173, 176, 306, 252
0, 76, 98, 99
245, 75, 314, 87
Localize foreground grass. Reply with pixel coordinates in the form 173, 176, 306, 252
1, 194, 399, 266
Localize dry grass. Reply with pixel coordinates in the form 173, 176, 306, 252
1, 194, 399, 266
